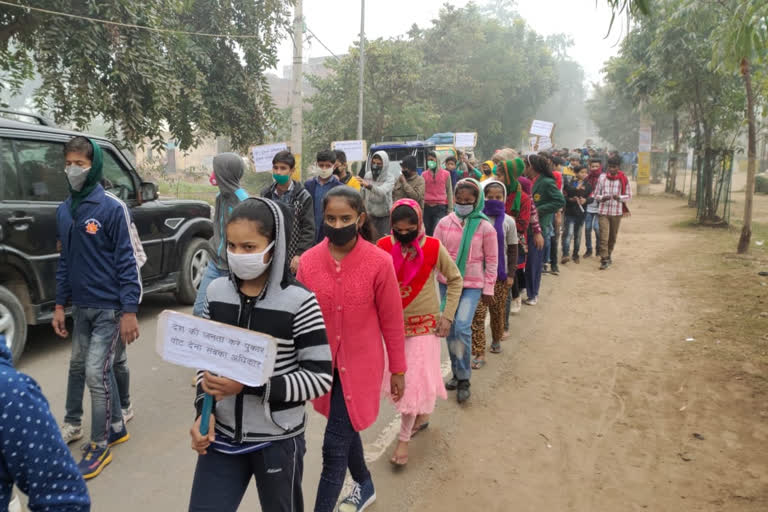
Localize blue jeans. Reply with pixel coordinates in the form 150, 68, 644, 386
542, 223, 554, 267
65, 307, 124, 444
562, 215, 585, 257
584, 211, 600, 251
439, 285, 482, 381
189, 435, 306, 512
525, 233, 544, 300
314, 373, 371, 512
193, 262, 230, 317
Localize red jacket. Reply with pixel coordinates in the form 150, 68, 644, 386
298, 237, 406, 431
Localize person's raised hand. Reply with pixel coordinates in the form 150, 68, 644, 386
190, 414, 216, 455
202, 371, 243, 400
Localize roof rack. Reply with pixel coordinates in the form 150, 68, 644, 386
0, 108, 54, 126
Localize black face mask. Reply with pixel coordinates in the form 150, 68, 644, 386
324, 221, 358, 246
483, 168, 492, 175
393, 229, 419, 245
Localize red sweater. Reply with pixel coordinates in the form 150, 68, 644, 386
298, 237, 406, 431
506, 190, 532, 241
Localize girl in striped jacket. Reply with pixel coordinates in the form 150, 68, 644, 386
188, 197, 332, 512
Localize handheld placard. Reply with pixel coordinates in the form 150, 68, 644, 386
199, 394, 214, 435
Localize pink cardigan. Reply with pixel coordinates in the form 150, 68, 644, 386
297, 237, 406, 432
433, 213, 498, 296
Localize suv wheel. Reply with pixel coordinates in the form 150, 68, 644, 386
0, 286, 28, 363
175, 237, 212, 305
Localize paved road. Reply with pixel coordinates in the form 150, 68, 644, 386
16, 294, 410, 511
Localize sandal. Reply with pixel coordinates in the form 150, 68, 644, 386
471, 358, 486, 369
490, 342, 502, 354
411, 422, 430, 437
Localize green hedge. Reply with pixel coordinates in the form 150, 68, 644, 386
756, 174, 768, 194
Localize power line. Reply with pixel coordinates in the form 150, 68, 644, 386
0, 0, 265, 39
304, 25, 341, 61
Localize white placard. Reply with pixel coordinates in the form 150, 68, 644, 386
332, 140, 367, 162
155, 310, 277, 387
454, 132, 477, 148
529, 120, 555, 138
251, 142, 289, 172
639, 126, 652, 152
529, 136, 553, 151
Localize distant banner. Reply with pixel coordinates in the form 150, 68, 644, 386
155, 310, 277, 387
454, 132, 477, 148
251, 142, 289, 172
332, 140, 367, 162
529, 120, 555, 138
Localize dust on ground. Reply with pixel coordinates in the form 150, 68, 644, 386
370, 178, 768, 511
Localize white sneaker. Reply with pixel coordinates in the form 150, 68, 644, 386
60, 423, 83, 444
122, 404, 135, 423
511, 296, 522, 313
523, 297, 538, 306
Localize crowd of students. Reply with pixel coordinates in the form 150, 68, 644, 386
0, 137, 633, 512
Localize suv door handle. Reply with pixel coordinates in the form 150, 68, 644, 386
8, 215, 35, 224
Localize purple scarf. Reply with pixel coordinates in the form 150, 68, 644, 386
483, 199, 507, 281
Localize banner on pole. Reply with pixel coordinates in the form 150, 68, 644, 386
529, 120, 555, 138
454, 132, 477, 148
156, 310, 277, 387
251, 143, 289, 172
332, 140, 367, 162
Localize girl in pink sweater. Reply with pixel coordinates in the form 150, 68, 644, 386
433, 178, 498, 404
298, 186, 406, 512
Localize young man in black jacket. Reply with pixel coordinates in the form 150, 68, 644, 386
261, 151, 315, 274
561, 165, 592, 264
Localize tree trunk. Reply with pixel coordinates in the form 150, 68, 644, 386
737, 58, 757, 254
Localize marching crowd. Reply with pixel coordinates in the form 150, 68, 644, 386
0, 137, 633, 511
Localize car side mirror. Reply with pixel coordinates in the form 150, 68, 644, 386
140, 182, 158, 202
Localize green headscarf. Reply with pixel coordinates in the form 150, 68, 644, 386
69, 139, 104, 215
454, 178, 489, 277
497, 159, 522, 215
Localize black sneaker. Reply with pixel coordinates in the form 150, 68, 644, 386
584, 249, 593, 258
445, 377, 458, 391
551, 266, 560, 275
599, 260, 609, 270
457, 380, 471, 403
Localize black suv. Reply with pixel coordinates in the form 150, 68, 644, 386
0, 114, 213, 362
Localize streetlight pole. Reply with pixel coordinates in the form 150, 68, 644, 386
356, 0, 365, 141
290, 0, 303, 179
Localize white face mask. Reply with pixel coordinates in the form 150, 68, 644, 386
227, 241, 274, 280
65, 165, 90, 191
318, 166, 333, 179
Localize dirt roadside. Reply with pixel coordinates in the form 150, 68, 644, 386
369, 187, 768, 511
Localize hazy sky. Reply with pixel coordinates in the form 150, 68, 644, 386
274, 0, 622, 85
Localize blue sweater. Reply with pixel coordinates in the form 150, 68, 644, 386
0, 339, 91, 511
55, 185, 142, 313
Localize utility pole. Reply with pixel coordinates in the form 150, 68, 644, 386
356, 0, 365, 141
290, 0, 303, 180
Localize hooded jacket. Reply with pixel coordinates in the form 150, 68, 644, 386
261, 180, 315, 263
362, 150, 396, 217
197, 198, 332, 444
56, 184, 142, 312
0, 340, 91, 511
211, 153, 249, 269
